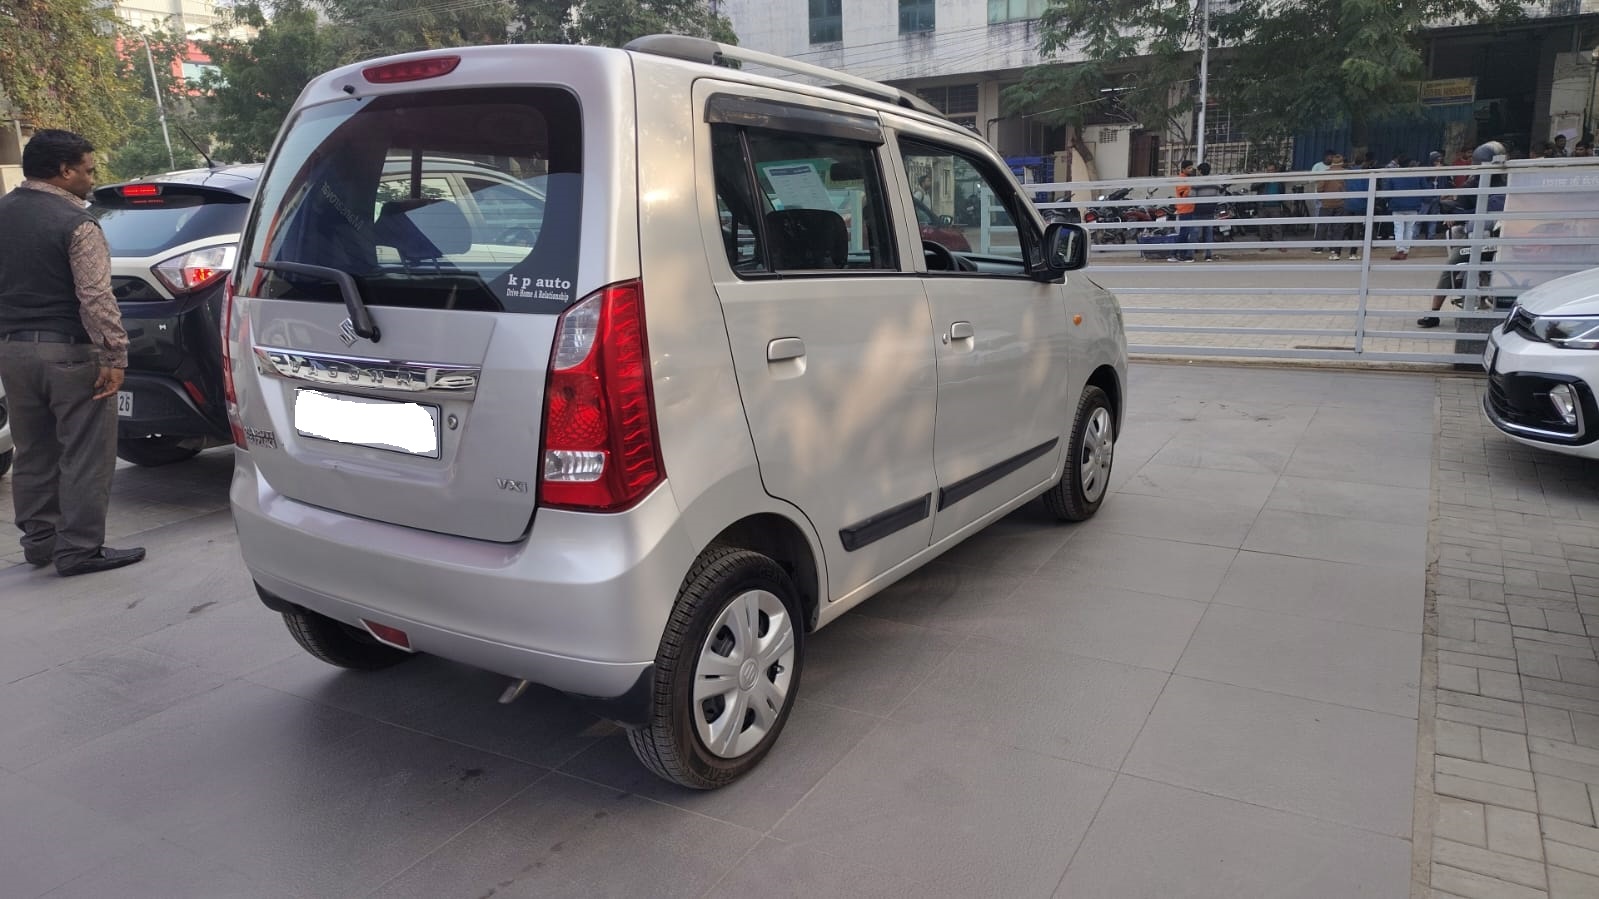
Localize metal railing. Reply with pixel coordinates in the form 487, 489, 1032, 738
1030, 159, 1599, 366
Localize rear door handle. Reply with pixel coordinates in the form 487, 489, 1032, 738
949, 321, 975, 341
767, 337, 806, 362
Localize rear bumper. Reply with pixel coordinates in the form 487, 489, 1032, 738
116, 372, 226, 440
230, 457, 694, 701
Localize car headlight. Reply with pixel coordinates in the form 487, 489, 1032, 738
1526, 315, 1599, 350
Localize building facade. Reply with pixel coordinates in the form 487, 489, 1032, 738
718, 1, 1599, 177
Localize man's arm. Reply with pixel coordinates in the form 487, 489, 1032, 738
68, 220, 128, 399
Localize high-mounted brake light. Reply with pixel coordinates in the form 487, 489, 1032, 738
539, 280, 664, 512
119, 183, 161, 197
362, 56, 461, 84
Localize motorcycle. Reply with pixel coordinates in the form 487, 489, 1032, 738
1084, 188, 1129, 245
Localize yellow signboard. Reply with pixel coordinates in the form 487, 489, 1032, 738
1420, 78, 1476, 106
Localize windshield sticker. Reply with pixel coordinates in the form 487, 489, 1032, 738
506, 275, 572, 304
761, 163, 835, 211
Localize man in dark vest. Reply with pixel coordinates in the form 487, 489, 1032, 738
0, 129, 145, 575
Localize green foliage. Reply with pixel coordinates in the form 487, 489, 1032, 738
180, 0, 734, 164
1009, 0, 1525, 144
105, 21, 201, 180
197, 1, 335, 162
0, 0, 136, 149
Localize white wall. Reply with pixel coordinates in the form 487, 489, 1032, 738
718, 1, 1063, 83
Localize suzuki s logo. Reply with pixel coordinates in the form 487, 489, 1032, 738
497, 478, 529, 493
338, 319, 360, 347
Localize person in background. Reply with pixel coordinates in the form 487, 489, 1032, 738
1343, 158, 1369, 261
1384, 156, 1426, 260
1167, 159, 1197, 262
1552, 134, 1569, 157
1317, 154, 1349, 260
1311, 149, 1334, 174
1423, 150, 1447, 239
1191, 161, 1222, 261
1255, 162, 1288, 251
1573, 141, 1593, 158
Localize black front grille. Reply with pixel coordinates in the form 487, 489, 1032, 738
1487, 371, 1596, 444
112, 276, 164, 303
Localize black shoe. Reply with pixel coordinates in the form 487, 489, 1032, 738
57, 546, 146, 577
1417, 317, 1440, 328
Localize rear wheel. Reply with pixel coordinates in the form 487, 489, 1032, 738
628, 544, 803, 789
281, 605, 415, 670
1043, 386, 1115, 522
116, 435, 201, 467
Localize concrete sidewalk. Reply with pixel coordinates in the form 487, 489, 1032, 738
0, 361, 1560, 898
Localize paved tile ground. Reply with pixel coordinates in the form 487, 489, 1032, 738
1421, 377, 1599, 899
0, 362, 1447, 897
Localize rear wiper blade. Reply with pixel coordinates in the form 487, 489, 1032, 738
255, 261, 381, 343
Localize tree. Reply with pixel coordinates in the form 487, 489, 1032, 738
198, 1, 335, 162
1007, 0, 1524, 159
0, 0, 136, 149
107, 21, 202, 179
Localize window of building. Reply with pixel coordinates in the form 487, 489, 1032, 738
809, 0, 842, 44
899, 0, 935, 33
916, 84, 979, 133
987, 0, 1047, 24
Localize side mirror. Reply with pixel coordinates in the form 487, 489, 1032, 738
937, 214, 954, 226
1031, 222, 1087, 279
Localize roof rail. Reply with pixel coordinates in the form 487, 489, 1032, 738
623, 34, 945, 120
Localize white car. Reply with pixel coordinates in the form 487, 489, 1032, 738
1483, 266, 1599, 458
0, 378, 11, 478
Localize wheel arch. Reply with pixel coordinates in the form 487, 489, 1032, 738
708, 513, 823, 632
1086, 363, 1123, 432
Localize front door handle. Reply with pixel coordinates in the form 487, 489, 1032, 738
767, 337, 806, 362
949, 321, 975, 341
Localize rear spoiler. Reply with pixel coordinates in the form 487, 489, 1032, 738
92, 182, 252, 209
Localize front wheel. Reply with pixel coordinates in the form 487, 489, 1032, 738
628, 545, 803, 789
1043, 386, 1115, 522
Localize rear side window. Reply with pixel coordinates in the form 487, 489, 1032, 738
240, 87, 580, 314
709, 122, 898, 275
93, 195, 249, 257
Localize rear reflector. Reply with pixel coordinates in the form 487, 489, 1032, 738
362, 620, 413, 650
362, 56, 461, 84
119, 183, 161, 197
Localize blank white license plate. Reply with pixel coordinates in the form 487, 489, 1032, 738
116, 391, 132, 418
294, 389, 440, 458
1483, 338, 1497, 373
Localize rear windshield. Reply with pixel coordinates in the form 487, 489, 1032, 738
239, 87, 581, 314
93, 198, 249, 257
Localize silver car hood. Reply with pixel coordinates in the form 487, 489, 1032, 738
1515, 267, 1599, 317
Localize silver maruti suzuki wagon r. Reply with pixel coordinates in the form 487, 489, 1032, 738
227, 35, 1128, 789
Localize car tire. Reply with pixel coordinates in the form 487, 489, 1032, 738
281, 605, 415, 671
0, 449, 11, 479
116, 435, 201, 467
1043, 385, 1115, 522
628, 544, 804, 790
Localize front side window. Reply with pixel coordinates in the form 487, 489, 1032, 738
900, 0, 935, 33
709, 123, 898, 275
900, 137, 1039, 269
809, 0, 842, 43
240, 87, 581, 314
988, 0, 1047, 24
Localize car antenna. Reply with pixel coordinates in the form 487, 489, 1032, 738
175, 125, 216, 169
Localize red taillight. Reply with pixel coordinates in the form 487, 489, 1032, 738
220, 275, 247, 448
1084, 211, 1097, 222
119, 183, 160, 197
361, 620, 411, 650
539, 280, 664, 512
362, 56, 461, 84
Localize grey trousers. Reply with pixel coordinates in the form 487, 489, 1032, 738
0, 337, 116, 565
